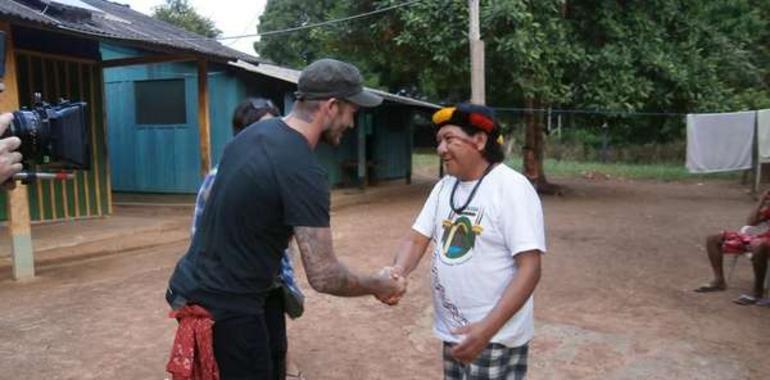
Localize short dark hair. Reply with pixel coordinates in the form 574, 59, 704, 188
231, 97, 281, 134
434, 103, 504, 163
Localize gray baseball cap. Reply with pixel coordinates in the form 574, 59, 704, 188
295, 58, 383, 107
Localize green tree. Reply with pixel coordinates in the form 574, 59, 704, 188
256, 0, 770, 192
257, 1, 575, 192
483, 1, 577, 193
255, 0, 337, 67
567, 1, 769, 126
256, 0, 443, 92
152, 0, 221, 38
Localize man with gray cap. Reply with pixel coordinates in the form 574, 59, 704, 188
165, 59, 405, 379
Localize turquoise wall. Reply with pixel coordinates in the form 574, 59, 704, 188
102, 44, 415, 192
102, 44, 248, 192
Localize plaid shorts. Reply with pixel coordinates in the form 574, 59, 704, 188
443, 342, 528, 380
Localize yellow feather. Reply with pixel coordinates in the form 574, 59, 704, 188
433, 107, 456, 125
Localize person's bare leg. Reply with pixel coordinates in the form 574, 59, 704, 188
285, 350, 303, 379
751, 242, 769, 299
696, 233, 727, 291
706, 233, 727, 287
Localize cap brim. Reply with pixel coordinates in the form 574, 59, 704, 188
346, 90, 383, 108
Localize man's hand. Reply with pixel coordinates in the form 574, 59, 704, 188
0, 113, 22, 185
373, 266, 407, 305
448, 250, 541, 364
450, 321, 496, 364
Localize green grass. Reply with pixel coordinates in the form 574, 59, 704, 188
413, 152, 441, 169
413, 153, 742, 181
512, 159, 743, 181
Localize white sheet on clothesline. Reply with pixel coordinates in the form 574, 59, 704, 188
686, 111, 756, 173
757, 109, 770, 162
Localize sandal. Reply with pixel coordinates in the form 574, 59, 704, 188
286, 370, 306, 380
756, 297, 770, 307
733, 294, 758, 305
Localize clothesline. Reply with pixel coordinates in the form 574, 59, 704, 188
492, 107, 686, 117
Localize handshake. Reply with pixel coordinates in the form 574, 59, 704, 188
372, 265, 408, 306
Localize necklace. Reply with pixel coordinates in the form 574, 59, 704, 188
450, 163, 495, 214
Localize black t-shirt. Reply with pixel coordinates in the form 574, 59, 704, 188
167, 118, 329, 317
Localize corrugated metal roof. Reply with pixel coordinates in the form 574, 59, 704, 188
0, 0, 262, 64
47, 0, 104, 14
230, 60, 439, 110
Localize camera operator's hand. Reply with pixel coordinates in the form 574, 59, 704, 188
0, 113, 23, 185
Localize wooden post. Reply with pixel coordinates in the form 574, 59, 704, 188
0, 23, 34, 280
469, 0, 485, 105
197, 59, 211, 177
754, 111, 761, 195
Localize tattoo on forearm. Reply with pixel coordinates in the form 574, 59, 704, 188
294, 227, 370, 296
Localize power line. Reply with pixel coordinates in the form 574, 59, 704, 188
492, 107, 686, 117
133, 0, 424, 43
222, 6, 264, 47
220, 0, 423, 40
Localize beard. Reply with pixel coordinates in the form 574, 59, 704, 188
321, 118, 352, 146
321, 127, 341, 146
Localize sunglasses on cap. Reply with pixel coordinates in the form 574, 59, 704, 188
250, 98, 277, 112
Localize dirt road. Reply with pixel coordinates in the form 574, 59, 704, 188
0, 177, 768, 379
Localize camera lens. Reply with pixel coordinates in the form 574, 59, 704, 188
4, 98, 89, 170
8, 110, 45, 165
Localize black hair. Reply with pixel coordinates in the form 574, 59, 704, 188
433, 102, 505, 163
231, 97, 281, 134
454, 124, 505, 164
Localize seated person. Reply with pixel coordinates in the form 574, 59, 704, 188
695, 191, 770, 306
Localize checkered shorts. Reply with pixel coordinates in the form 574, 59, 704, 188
443, 342, 528, 380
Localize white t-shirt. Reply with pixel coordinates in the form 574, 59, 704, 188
412, 164, 546, 347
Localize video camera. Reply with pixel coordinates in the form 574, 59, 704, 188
0, 30, 90, 182
4, 93, 91, 171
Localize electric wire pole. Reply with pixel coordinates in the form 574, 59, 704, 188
469, 0, 485, 105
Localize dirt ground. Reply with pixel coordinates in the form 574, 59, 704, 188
1, 175, 769, 379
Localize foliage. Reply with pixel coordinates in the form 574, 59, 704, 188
565, 0, 770, 142
152, 0, 221, 38
257, 0, 769, 125
258, 0, 770, 175
255, 0, 332, 67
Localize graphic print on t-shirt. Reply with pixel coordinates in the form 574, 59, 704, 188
439, 206, 485, 265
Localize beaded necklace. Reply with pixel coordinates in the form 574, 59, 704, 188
450, 163, 495, 214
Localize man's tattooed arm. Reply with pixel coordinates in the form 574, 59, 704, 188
294, 226, 398, 297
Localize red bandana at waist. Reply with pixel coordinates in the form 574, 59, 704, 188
166, 305, 219, 380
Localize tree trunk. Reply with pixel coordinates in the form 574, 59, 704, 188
522, 97, 562, 195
